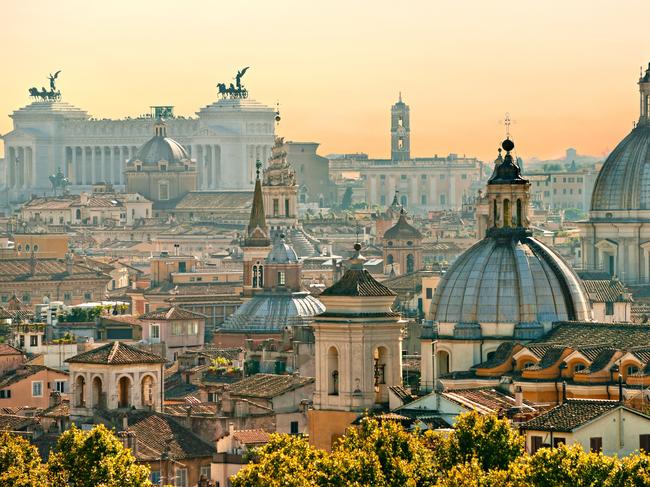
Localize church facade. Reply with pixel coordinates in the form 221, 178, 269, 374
578, 64, 650, 284
1, 79, 276, 202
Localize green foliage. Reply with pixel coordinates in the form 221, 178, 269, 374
232, 412, 650, 487
231, 434, 328, 487
425, 411, 524, 471
0, 432, 47, 487
47, 424, 151, 487
328, 417, 438, 486
58, 306, 102, 323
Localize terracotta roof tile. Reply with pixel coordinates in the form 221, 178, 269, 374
139, 306, 205, 321
66, 341, 165, 365
227, 373, 313, 399
582, 279, 632, 303
232, 429, 271, 445
523, 399, 626, 432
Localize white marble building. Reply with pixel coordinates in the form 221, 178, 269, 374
1, 94, 276, 201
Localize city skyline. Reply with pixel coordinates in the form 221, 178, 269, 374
2, 0, 650, 162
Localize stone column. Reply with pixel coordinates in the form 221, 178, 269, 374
72, 147, 78, 184
213, 145, 220, 186
90, 147, 96, 185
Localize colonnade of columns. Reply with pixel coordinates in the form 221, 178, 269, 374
64, 145, 138, 186
189, 144, 222, 189
6, 146, 34, 189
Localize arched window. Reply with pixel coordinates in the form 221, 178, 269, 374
258, 264, 264, 287
516, 199, 523, 227
278, 271, 286, 286
76, 208, 81, 220
406, 254, 415, 273
503, 199, 511, 227
387, 254, 394, 265
118, 376, 131, 408
141, 375, 155, 408
627, 365, 639, 376
75, 376, 86, 407
252, 264, 258, 288
327, 347, 339, 395
573, 363, 586, 373
92, 376, 103, 409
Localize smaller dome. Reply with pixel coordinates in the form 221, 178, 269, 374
131, 120, 190, 165
383, 210, 422, 240
220, 292, 325, 332
266, 236, 299, 264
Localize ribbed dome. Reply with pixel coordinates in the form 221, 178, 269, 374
430, 236, 591, 326
383, 211, 422, 240
132, 136, 190, 165
220, 292, 325, 332
266, 237, 298, 264
591, 124, 650, 211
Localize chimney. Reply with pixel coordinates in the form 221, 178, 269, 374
619, 374, 624, 403
561, 381, 567, 404
49, 391, 62, 408
514, 386, 523, 407
65, 253, 73, 275
229, 422, 235, 437
122, 414, 128, 431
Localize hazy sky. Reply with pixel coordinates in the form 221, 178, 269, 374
2, 0, 650, 162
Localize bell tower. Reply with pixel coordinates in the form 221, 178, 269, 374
486, 138, 530, 236
391, 93, 410, 162
308, 244, 404, 450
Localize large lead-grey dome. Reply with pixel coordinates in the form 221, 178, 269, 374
430, 236, 591, 327
591, 124, 650, 211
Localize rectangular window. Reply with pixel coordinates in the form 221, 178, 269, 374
590, 437, 603, 452
530, 436, 543, 454
30, 335, 38, 347
273, 199, 279, 217
84, 292, 92, 301
159, 182, 169, 201
150, 471, 161, 484
440, 174, 445, 180
150, 324, 160, 340
175, 468, 187, 487
290, 421, 299, 435
380, 175, 386, 180
553, 437, 565, 448
578, 177, 583, 182
421, 174, 427, 180
188, 322, 198, 335
401, 174, 407, 180
1, 295, 8, 303
426, 288, 433, 299
285, 198, 290, 217
278, 271, 286, 286
461, 174, 467, 180
171, 323, 183, 336
55, 380, 66, 393
0, 389, 11, 399
32, 381, 43, 397
200, 465, 211, 480
380, 195, 386, 205
641, 434, 650, 452
207, 392, 218, 402
605, 302, 614, 316
421, 195, 427, 205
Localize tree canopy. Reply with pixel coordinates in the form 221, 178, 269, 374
233, 412, 650, 487
0, 432, 47, 487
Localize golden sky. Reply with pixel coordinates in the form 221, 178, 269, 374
2, 0, 650, 162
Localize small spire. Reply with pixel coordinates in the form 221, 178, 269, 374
255, 159, 262, 180
398, 91, 402, 103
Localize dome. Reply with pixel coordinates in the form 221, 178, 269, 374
131, 120, 190, 165
220, 292, 325, 332
590, 124, 650, 211
266, 236, 299, 264
383, 210, 422, 240
430, 236, 591, 329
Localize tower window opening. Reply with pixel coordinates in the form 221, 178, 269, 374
503, 199, 511, 228
493, 200, 498, 227
278, 271, 286, 286
398, 116, 403, 128
516, 199, 523, 227
398, 137, 404, 150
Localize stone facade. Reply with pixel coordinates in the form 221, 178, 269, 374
1, 92, 275, 202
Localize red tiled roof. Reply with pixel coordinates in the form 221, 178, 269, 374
233, 429, 271, 445
523, 399, 630, 432
227, 373, 314, 399
66, 341, 165, 365
139, 306, 205, 321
